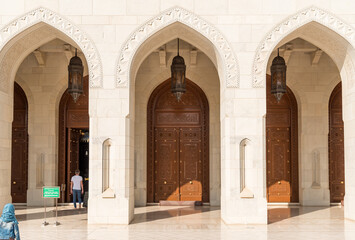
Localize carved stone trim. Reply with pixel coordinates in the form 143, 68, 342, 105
116, 7, 239, 88
0, 7, 103, 88
253, 6, 355, 88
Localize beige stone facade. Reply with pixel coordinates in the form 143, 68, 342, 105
0, 0, 355, 225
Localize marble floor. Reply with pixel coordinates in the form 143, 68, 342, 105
14, 205, 355, 240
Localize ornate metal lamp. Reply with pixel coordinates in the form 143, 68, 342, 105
68, 48, 84, 103
171, 38, 186, 102
270, 48, 287, 102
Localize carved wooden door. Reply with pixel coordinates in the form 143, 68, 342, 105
179, 127, 202, 201
11, 83, 28, 203
148, 79, 209, 203
154, 127, 179, 201
266, 110, 291, 202
329, 83, 345, 202
67, 128, 80, 201
154, 127, 203, 202
266, 75, 298, 203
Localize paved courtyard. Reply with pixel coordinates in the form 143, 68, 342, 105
15, 205, 355, 240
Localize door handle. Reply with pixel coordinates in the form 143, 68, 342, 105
190, 181, 193, 184
278, 181, 281, 184
13, 181, 16, 185
164, 181, 167, 184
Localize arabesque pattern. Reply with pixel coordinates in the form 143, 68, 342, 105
116, 7, 239, 88
0, 7, 102, 89
253, 6, 355, 88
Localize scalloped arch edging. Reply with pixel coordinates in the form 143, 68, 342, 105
252, 6, 355, 88
116, 7, 239, 88
0, 7, 103, 88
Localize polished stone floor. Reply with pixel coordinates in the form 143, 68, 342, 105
14, 205, 355, 240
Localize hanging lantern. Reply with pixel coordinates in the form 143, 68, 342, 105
270, 48, 287, 102
171, 38, 186, 102
68, 48, 84, 103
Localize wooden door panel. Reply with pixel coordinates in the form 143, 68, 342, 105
267, 127, 291, 202
329, 129, 345, 202
179, 127, 202, 201
329, 83, 345, 202
154, 128, 179, 202
266, 109, 290, 127
266, 75, 298, 203
67, 128, 80, 201
11, 129, 27, 203
11, 83, 28, 203
13, 110, 26, 126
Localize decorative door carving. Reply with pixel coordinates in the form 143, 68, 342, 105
154, 127, 179, 201
266, 75, 298, 202
58, 76, 89, 202
329, 83, 345, 202
147, 79, 209, 203
11, 83, 28, 203
179, 127, 203, 201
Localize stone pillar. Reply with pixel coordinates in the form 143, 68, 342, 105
220, 87, 267, 224
0, 92, 13, 210
88, 87, 134, 224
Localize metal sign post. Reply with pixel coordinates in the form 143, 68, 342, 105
42, 198, 49, 226
42, 186, 61, 226
54, 198, 60, 226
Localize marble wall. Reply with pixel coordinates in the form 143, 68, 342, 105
0, 0, 355, 225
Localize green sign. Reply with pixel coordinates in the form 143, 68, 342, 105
42, 187, 60, 198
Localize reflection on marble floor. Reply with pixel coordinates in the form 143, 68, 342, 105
16, 205, 355, 240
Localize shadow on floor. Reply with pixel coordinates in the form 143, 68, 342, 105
132, 206, 219, 224
268, 206, 331, 224
16, 207, 87, 222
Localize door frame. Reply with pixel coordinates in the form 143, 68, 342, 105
147, 79, 209, 203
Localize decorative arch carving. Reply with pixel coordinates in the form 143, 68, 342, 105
116, 7, 239, 88
253, 6, 355, 88
0, 7, 103, 89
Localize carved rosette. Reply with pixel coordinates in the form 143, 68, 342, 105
0, 7, 103, 89
253, 6, 355, 88
116, 7, 239, 88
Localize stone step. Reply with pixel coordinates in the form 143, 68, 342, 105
159, 201, 203, 206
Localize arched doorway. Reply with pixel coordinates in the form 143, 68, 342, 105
266, 75, 299, 202
147, 79, 209, 203
11, 82, 28, 203
58, 76, 89, 203
329, 82, 345, 203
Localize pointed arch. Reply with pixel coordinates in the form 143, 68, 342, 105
252, 6, 355, 88
0, 7, 103, 90
115, 7, 239, 88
